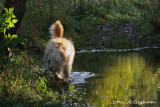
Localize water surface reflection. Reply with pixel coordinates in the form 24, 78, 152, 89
73, 49, 160, 107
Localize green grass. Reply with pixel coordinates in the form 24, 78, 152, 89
0, 50, 78, 106
17, 0, 158, 50
136, 0, 160, 46
107, 36, 136, 49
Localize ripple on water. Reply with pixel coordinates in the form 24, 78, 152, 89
77, 47, 160, 53
70, 72, 95, 84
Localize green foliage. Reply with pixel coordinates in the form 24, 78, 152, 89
0, 6, 79, 106
0, 7, 18, 40
138, 0, 160, 46
0, 51, 79, 106
19, 0, 100, 50
0, 7, 23, 59
107, 36, 136, 49
35, 76, 47, 94
19, 0, 153, 51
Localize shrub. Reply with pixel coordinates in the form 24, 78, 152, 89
0, 8, 18, 48
0, 7, 24, 62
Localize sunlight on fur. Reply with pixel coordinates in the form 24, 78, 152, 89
44, 20, 75, 82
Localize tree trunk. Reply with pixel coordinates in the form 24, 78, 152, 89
1, 0, 27, 35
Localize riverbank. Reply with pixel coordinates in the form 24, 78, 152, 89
77, 19, 160, 50
96, 20, 159, 49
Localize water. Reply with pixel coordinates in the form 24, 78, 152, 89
72, 48, 160, 107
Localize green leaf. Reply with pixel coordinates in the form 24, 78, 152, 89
3, 28, 6, 34
21, 42, 25, 45
7, 24, 10, 29
12, 35, 18, 39
12, 14, 16, 18
5, 17, 11, 23
4, 34, 7, 39
12, 19, 18, 24
8, 33, 11, 40
9, 7, 14, 13
4, 8, 8, 13
9, 22, 14, 27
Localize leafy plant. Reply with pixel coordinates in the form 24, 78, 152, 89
0, 7, 22, 58
0, 8, 18, 40
35, 76, 48, 94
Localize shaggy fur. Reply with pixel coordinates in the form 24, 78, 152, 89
44, 20, 75, 81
